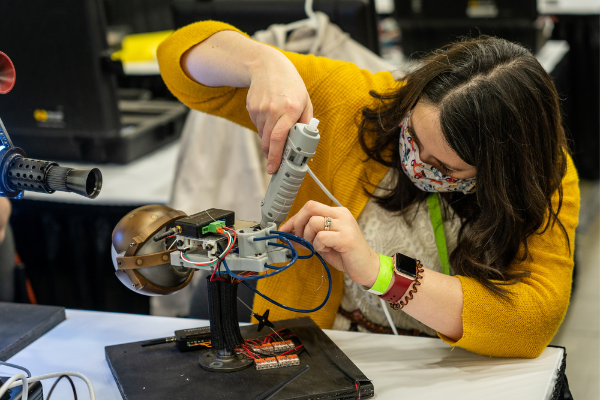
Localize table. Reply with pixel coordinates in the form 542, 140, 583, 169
4, 310, 564, 400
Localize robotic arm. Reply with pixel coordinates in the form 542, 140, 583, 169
109, 107, 329, 373
110, 118, 323, 298
0, 51, 102, 200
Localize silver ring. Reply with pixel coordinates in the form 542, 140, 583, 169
324, 217, 332, 231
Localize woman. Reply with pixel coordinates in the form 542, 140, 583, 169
157, 21, 579, 358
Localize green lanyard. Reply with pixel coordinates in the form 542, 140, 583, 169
427, 193, 451, 276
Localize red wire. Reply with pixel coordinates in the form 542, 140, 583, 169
279, 344, 303, 356
240, 344, 259, 360
210, 230, 235, 282
210, 261, 226, 282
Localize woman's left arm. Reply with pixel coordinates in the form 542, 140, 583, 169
279, 200, 465, 340
280, 155, 579, 357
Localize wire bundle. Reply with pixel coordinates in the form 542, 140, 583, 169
179, 227, 236, 272
221, 230, 332, 313
0, 370, 95, 400
175, 223, 332, 313
235, 329, 304, 361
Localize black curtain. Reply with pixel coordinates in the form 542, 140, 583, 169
10, 199, 150, 314
552, 15, 600, 180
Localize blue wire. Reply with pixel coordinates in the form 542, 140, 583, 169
222, 231, 333, 313
272, 231, 315, 259
238, 251, 332, 313
254, 236, 298, 270
0, 361, 31, 378
222, 236, 298, 281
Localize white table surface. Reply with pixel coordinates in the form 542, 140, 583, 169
4, 309, 564, 400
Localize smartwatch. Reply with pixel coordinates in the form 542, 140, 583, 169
379, 253, 418, 304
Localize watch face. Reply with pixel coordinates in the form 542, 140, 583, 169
395, 253, 417, 279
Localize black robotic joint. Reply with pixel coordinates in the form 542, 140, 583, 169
198, 275, 253, 372
206, 275, 244, 351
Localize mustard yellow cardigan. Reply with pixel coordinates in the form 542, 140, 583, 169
157, 21, 580, 358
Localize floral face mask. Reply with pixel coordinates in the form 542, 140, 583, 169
398, 112, 476, 194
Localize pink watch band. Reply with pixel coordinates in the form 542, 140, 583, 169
379, 273, 412, 303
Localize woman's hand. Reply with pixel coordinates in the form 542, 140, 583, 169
181, 30, 313, 174
246, 50, 313, 174
279, 201, 380, 288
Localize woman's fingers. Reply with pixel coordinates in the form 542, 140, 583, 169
278, 216, 295, 233
297, 94, 314, 124
303, 215, 334, 244
265, 115, 295, 174
292, 201, 343, 239
247, 87, 312, 174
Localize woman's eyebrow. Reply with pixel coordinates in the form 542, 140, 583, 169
409, 114, 464, 172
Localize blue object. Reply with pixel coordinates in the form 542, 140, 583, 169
222, 231, 332, 313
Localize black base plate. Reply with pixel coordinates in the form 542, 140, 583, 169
0, 302, 65, 360
105, 317, 373, 400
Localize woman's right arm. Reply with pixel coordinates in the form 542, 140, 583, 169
179, 30, 313, 174
157, 21, 397, 173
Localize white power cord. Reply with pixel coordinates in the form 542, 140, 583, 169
380, 298, 399, 335
0, 373, 29, 400
306, 165, 399, 335
307, 166, 343, 208
1, 371, 96, 400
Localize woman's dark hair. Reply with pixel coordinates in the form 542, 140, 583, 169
358, 36, 569, 297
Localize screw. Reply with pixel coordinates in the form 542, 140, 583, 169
206, 244, 213, 251
129, 242, 135, 247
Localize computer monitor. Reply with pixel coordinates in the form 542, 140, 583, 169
0, 0, 121, 141
393, 0, 542, 56
172, 0, 381, 55
0, 0, 186, 163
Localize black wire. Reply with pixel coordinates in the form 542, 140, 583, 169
46, 374, 77, 400
216, 243, 225, 279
